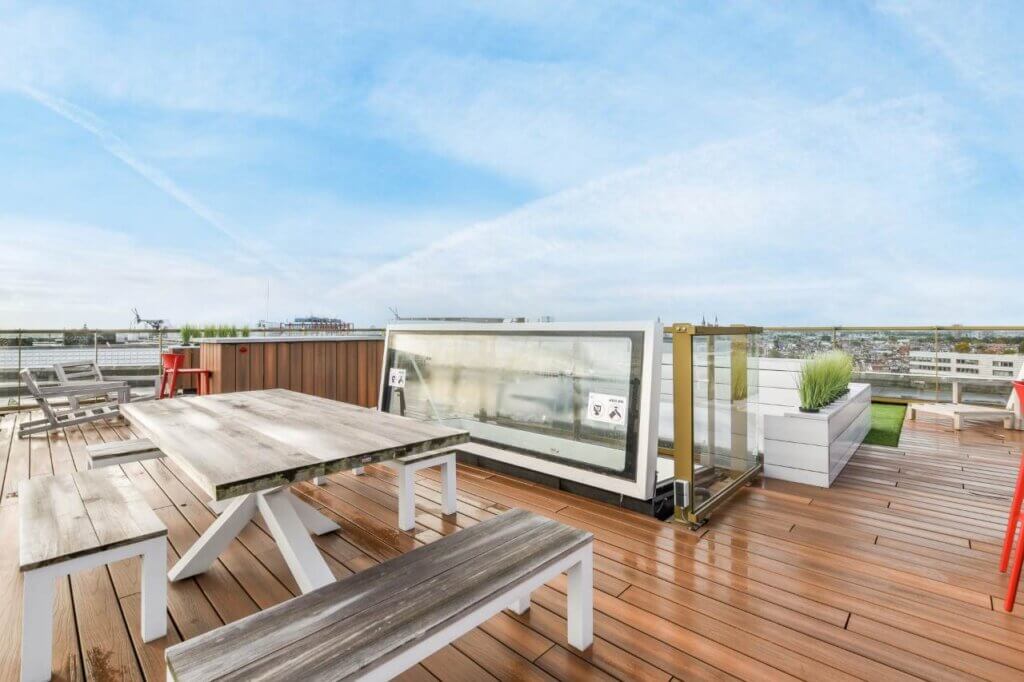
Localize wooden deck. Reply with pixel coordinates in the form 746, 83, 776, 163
1, 409, 1024, 681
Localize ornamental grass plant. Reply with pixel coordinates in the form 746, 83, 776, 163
797, 350, 853, 411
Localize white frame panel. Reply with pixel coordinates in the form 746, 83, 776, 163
379, 321, 662, 500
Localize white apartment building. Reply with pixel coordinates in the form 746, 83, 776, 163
909, 351, 1024, 379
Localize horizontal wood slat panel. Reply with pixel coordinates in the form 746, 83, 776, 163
197, 340, 384, 407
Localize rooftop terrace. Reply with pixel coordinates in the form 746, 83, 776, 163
2, 408, 1023, 680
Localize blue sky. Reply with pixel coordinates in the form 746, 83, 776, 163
1, 1, 1022, 327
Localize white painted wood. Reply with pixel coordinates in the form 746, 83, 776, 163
168, 494, 256, 581
763, 384, 871, 487
508, 595, 531, 614
440, 459, 457, 516
140, 537, 168, 642
21, 537, 167, 681
20, 569, 53, 682
352, 466, 366, 475
285, 490, 340, 535
396, 465, 416, 531
256, 489, 336, 594
567, 546, 594, 650
386, 450, 458, 531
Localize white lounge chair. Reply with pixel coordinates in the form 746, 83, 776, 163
18, 368, 129, 438
53, 360, 156, 408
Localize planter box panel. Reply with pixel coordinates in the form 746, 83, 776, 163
763, 384, 871, 488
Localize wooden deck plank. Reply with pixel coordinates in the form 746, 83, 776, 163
2, 407, 1023, 680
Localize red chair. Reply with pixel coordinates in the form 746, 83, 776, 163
158, 353, 212, 399
1000, 451, 1024, 611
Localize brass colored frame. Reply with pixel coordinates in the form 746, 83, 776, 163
663, 323, 763, 526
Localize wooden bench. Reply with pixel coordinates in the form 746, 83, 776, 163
908, 402, 1016, 431
165, 508, 593, 681
20, 468, 167, 682
86, 437, 163, 469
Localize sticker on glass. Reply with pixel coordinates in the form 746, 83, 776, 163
586, 392, 627, 425
388, 368, 407, 388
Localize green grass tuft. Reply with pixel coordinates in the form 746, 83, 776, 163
863, 403, 906, 447
797, 350, 853, 410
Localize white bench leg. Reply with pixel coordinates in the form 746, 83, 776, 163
397, 465, 416, 532
21, 569, 54, 682
140, 537, 167, 642
312, 476, 325, 485
352, 466, 366, 476
508, 594, 531, 615
566, 547, 594, 651
257, 489, 335, 594
440, 458, 457, 516
169, 494, 257, 581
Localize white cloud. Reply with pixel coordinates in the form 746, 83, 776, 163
331, 95, 1022, 324
877, 0, 1024, 99
0, 217, 300, 327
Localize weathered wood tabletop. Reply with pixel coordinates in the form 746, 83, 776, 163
121, 389, 469, 500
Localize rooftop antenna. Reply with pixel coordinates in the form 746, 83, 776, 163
131, 308, 166, 331
388, 306, 403, 321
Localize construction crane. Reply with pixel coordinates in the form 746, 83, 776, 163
131, 308, 166, 331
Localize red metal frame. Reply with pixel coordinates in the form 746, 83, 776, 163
1000, 451, 1024, 611
158, 353, 211, 398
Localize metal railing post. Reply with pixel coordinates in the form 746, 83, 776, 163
16, 330, 22, 408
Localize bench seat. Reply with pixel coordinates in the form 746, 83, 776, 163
86, 437, 163, 469
20, 468, 167, 681
166, 508, 593, 681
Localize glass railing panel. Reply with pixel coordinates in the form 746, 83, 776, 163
690, 332, 761, 515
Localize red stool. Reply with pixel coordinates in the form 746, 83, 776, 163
1000, 451, 1024, 611
158, 353, 212, 398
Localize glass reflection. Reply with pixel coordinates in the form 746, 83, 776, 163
383, 331, 643, 477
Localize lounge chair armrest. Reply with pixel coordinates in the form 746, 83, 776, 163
38, 381, 130, 398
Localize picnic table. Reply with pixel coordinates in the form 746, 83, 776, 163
121, 389, 469, 593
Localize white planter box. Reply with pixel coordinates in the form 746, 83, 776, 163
763, 383, 871, 487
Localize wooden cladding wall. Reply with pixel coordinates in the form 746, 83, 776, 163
198, 340, 385, 407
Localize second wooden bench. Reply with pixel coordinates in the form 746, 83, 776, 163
165, 508, 593, 681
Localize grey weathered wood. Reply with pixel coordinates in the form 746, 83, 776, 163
18, 368, 129, 437
122, 389, 470, 500
86, 438, 159, 460
19, 467, 167, 571
165, 509, 592, 681
86, 438, 163, 469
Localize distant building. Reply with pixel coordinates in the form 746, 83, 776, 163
908, 351, 1023, 379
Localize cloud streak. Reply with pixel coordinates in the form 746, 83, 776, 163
16, 84, 293, 279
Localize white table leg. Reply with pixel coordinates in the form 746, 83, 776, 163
440, 459, 457, 516
508, 594, 531, 615
257, 489, 335, 594
284, 490, 340, 535
169, 494, 257, 581
566, 547, 594, 651
140, 537, 167, 642
21, 569, 54, 682
397, 465, 416, 532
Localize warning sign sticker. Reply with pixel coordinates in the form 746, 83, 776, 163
586, 392, 627, 426
388, 368, 407, 388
